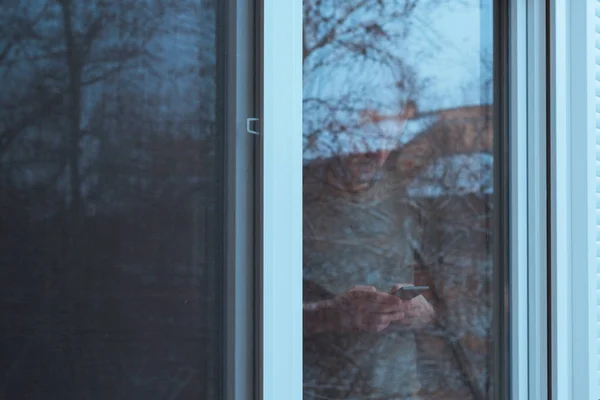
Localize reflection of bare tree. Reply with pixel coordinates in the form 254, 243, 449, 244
0, 0, 180, 286
304, 101, 494, 400
303, 0, 419, 67
0, 0, 223, 398
0, 3, 63, 159
0, 2, 174, 254
303, 0, 425, 162
55, 0, 167, 215
302, 0, 496, 399
400, 108, 493, 400
409, 162, 492, 400
394, 105, 493, 180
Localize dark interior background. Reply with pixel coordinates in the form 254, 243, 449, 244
0, 0, 224, 398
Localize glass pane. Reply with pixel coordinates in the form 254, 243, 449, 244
302, 1, 496, 399
0, 0, 225, 398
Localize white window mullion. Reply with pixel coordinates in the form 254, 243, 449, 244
595, 0, 600, 394
549, 0, 570, 398
261, 0, 303, 400
510, 0, 529, 397
570, 0, 597, 399
551, 0, 597, 399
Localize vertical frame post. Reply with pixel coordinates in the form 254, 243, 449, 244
223, 0, 257, 398
261, 0, 303, 399
509, 0, 531, 398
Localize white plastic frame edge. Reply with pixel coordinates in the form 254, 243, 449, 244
261, 0, 303, 399
548, 0, 597, 399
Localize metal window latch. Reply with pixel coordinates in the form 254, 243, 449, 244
246, 118, 259, 135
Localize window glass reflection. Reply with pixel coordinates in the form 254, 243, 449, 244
302, 1, 495, 399
0, 0, 223, 398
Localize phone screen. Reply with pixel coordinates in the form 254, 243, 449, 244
392, 285, 429, 300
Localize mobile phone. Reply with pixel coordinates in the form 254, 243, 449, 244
392, 285, 429, 300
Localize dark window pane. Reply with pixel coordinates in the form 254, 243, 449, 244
302, 1, 498, 399
0, 0, 224, 398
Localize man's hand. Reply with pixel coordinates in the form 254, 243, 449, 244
304, 285, 408, 335
388, 283, 435, 330
331, 285, 409, 333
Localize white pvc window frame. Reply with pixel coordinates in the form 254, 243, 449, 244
261, 0, 303, 399
260, 1, 538, 399
547, 0, 597, 399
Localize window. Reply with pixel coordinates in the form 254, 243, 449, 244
301, 1, 501, 399
0, 0, 257, 398
264, 0, 538, 399
6, 0, 594, 399
262, 0, 565, 398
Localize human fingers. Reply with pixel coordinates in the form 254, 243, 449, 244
365, 311, 406, 332
363, 292, 407, 313
375, 311, 406, 322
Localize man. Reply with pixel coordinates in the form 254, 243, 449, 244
302, 106, 435, 399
